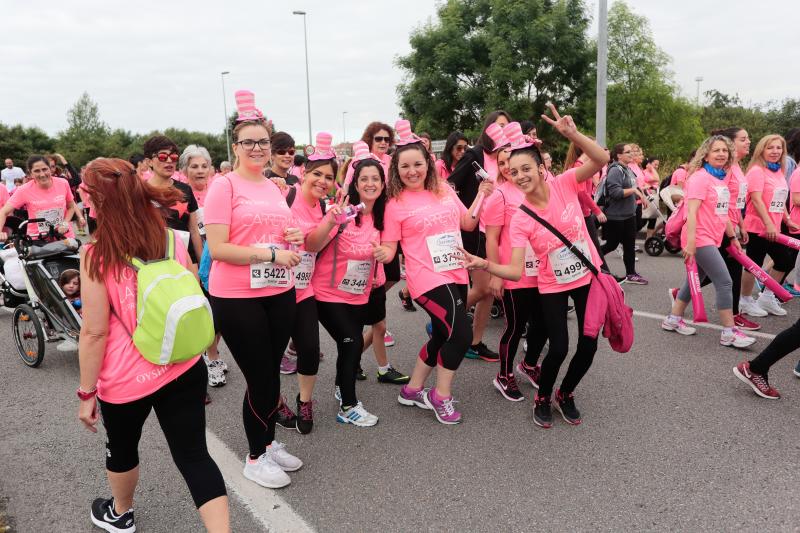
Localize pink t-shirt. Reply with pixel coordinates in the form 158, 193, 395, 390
191, 185, 209, 207
788, 168, 800, 233
744, 166, 788, 235
681, 168, 730, 248
172, 170, 188, 184
482, 151, 498, 180
480, 180, 537, 290
312, 212, 379, 305
728, 164, 747, 225
644, 168, 659, 187
435, 159, 452, 181
204, 172, 295, 298
92, 236, 199, 404
0, 185, 9, 208
670, 167, 688, 187
509, 170, 602, 294
290, 186, 332, 302
9, 177, 75, 237
383, 185, 468, 298
629, 163, 647, 189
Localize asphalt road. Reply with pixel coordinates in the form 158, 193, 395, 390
1, 247, 799, 532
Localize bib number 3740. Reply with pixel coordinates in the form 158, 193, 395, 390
426, 232, 463, 273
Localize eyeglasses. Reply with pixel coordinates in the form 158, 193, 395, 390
236, 139, 271, 151
275, 149, 296, 156
154, 152, 179, 163
373, 136, 391, 143
454, 145, 468, 152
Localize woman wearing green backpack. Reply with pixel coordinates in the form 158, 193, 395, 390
77, 158, 230, 532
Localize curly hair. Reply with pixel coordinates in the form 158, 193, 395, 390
687, 135, 735, 175
746, 134, 786, 174
387, 143, 440, 199
360, 122, 395, 152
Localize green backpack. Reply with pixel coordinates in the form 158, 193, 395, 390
120, 230, 214, 365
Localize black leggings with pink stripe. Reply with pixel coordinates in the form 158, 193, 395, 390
211, 290, 296, 458
415, 283, 470, 371
499, 287, 549, 375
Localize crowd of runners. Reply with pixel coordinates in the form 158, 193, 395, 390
4, 89, 800, 533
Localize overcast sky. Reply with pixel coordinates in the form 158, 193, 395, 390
2, 0, 796, 144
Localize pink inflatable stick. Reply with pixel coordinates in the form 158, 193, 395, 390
727, 245, 792, 303
685, 258, 708, 323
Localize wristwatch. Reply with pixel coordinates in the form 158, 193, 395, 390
76, 387, 97, 401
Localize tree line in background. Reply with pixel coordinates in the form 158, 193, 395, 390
1, 0, 798, 172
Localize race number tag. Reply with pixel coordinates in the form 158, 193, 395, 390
293, 252, 315, 290
736, 182, 747, 209
35, 208, 63, 233
714, 186, 730, 215
338, 259, 371, 295
524, 242, 539, 277
196, 207, 205, 236
548, 240, 592, 284
174, 230, 191, 251
250, 243, 291, 289
426, 232, 463, 272
770, 189, 788, 213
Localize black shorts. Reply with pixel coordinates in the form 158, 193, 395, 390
363, 285, 387, 325
384, 251, 401, 282
462, 229, 487, 258
201, 286, 220, 334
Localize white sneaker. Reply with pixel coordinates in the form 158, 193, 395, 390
661, 316, 696, 335
207, 360, 226, 387
720, 328, 756, 348
243, 453, 291, 489
756, 292, 787, 316
739, 298, 768, 317
336, 401, 379, 427
334, 385, 342, 404
265, 441, 303, 472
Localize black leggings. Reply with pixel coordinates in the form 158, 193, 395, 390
98, 359, 226, 508
538, 283, 598, 397
584, 215, 610, 273
317, 300, 366, 408
211, 290, 296, 458
749, 317, 800, 376
746, 232, 793, 273
499, 287, 549, 375
601, 216, 637, 275
415, 283, 470, 371
700, 235, 742, 314
292, 297, 321, 376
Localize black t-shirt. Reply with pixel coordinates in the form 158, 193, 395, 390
165, 180, 198, 232
266, 168, 299, 186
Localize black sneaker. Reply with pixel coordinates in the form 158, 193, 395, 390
90, 497, 135, 533
555, 389, 582, 425
493, 373, 524, 402
275, 396, 297, 429
398, 289, 416, 311
470, 342, 500, 362
355, 366, 367, 381
377, 366, 410, 384
532, 393, 553, 429
296, 394, 314, 435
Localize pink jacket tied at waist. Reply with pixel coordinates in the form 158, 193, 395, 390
583, 272, 635, 353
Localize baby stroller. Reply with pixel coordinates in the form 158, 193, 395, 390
0, 218, 82, 367
643, 187, 682, 257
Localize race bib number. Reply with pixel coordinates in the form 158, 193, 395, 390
737, 182, 747, 209
293, 252, 315, 290
714, 186, 730, 215
524, 242, 539, 277
426, 232, 463, 273
338, 259, 371, 295
250, 243, 291, 289
548, 240, 592, 285
35, 208, 63, 233
174, 230, 191, 251
196, 207, 205, 236
770, 189, 788, 213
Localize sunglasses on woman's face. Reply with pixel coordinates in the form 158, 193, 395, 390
373, 136, 391, 143
275, 149, 296, 156
154, 152, 179, 163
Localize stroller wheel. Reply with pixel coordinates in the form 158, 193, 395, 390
644, 236, 664, 256
490, 301, 503, 319
664, 240, 682, 255
13, 304, 45, 368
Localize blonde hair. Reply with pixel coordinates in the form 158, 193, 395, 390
495, 148, 512, 184
687, 135, 735, 175
746, 134, 786, 174
232, 119, 271, 170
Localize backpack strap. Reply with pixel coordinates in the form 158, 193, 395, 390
286, 186, 297, 208
518, 204, 598, 277
129, 229, 175, 271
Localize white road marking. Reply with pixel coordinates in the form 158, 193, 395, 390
632, 310, 777, 339
205, 430, 315, 533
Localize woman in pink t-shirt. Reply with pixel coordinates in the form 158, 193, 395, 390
204, 94, 304, 490
376, 139, 493, 425
435, 131, 469, 181
740, 134, 797, 317
461, 104, 607, 429
76, 158, 229, 532
661, 135, 755, 348
0, 155, 85, 241
481, 122, 549, 401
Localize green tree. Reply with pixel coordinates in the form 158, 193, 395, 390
0, 124, 55, 166
56, 92, 111, 166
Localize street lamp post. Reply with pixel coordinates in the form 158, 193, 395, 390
221, 71, 231, 163
595, 0, 608, 147
695, 76, 704, 105
342, 111, 348, 143
293, 10, 313, 145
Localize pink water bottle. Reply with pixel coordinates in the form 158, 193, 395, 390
334, 202, 365, 224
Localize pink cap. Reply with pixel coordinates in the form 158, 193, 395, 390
306, 132, 336, 161
504, 121, 541, 150
394, 119, 422, 147
485, 123, 510, 152
235, 90, 265, 122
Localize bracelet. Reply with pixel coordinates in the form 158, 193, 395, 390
482, 260, 491, 271
268, 246, 276, 264
76, 386, 97, 401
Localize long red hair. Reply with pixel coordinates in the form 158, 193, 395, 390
82, 158, 183, 281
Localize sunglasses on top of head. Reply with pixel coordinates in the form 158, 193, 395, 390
154, 152, 179, 163
275, 148, 296, 156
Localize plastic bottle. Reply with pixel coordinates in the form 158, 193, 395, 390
334, 202, 366, 224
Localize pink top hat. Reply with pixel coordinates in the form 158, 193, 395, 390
306, 132, 336, 161
485, 123, 510, 152
235, 90, 265, 122
504, 121, 541, 150
394, 119, 422, 147
351, 141, 379, 163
